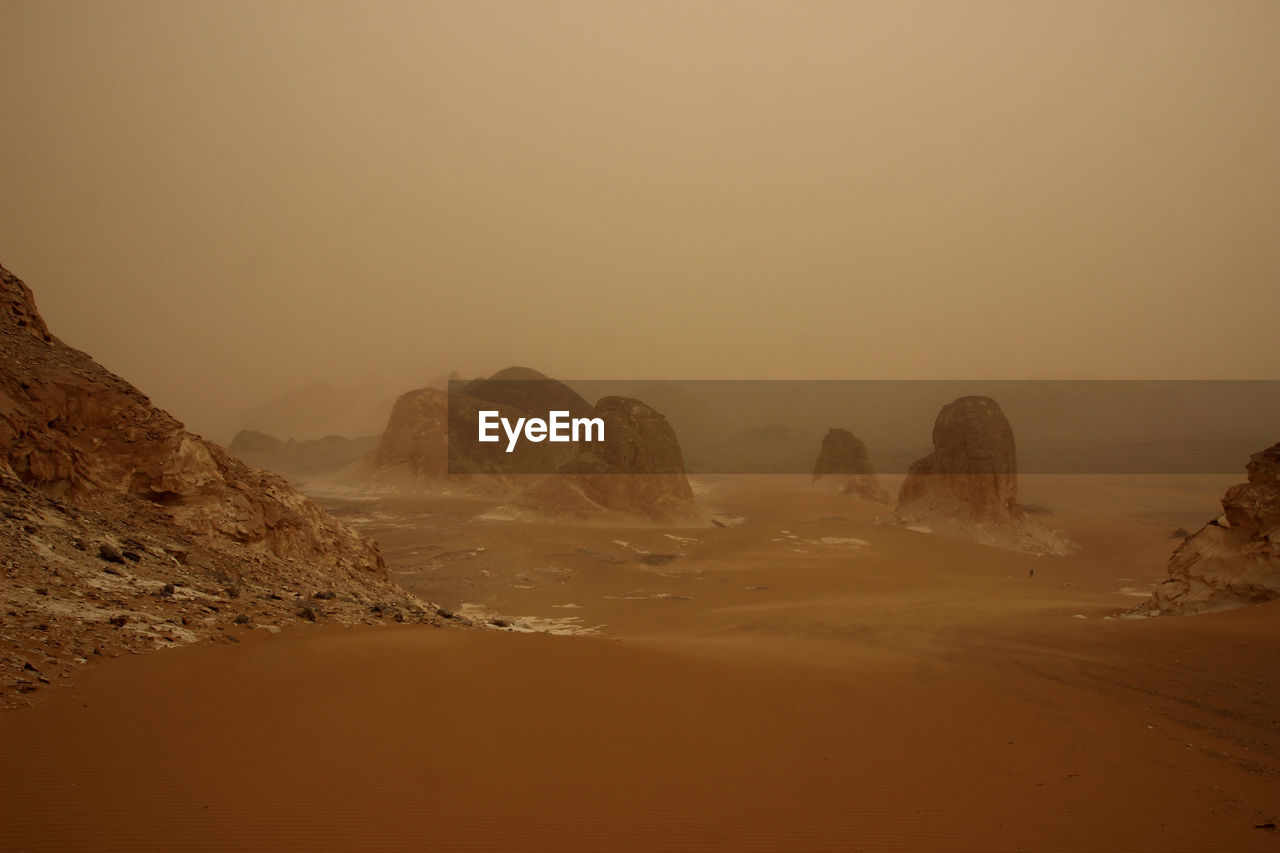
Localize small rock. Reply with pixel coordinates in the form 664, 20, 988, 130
233, 614, 250, 625
108, 615, 129, 627
297, 604, 318, 622
98, 544, 125, 564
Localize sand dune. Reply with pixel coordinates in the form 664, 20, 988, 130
3, 474, 1278, 851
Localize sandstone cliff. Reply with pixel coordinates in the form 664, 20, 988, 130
1138, 443, 1280, 614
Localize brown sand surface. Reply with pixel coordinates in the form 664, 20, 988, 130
2, 475, 1278, 851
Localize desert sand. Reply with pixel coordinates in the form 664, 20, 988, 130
3, 473, 1278, 852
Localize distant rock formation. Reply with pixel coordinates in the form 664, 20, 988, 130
459, 366, 592, 420
516, 396, 698, 522
895, 396, 1071, 555
240, 381, 395, 443
1139, 443, 1280, 614
0, 263, 436, 706
229, 429, 284, 455
349, 367, 586, 491
812, 428, 889, 503
229, 429, 377, 478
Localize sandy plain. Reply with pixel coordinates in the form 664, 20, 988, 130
2, 474, 1277, 852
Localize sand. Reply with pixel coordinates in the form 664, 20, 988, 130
2, 475, 1278, 851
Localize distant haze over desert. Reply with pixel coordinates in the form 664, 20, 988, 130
2, 2, 1278, 851
3, 2, 1279, 442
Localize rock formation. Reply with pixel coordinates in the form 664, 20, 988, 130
895, 396, 1070, 555
459, 366, 592, 420
230, 430, 378, 479
1139, 443, 1280, 614
897, 396, 1021, 523
812, 428, 889, 503
516, 396, 698, 522
229, 429, 284, 455
0, 263, 438, 707
350, 367, 588, 491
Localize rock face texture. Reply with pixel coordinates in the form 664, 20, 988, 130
896, 396, 1021, 523
812, 428, 889, 503
517, 396, 697, 522
0, 263, 437, 707
1140, 443, 1280, 614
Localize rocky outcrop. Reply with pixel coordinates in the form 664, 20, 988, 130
459, 366, 592, 421
1139, 443, 1280, 614
0, 263, 438, 707
350, 368, 588, 491
516, 396, 698, 522
812, 428, 889, 503
897, 396, 1021, 523
895, 396, 1070, 555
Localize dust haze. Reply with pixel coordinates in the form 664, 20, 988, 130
3, 1, 1279, 443
4, 6, 1280, 849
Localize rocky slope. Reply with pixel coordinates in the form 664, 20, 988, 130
1139, 443, 1280, 614
0, 263, 444, 708
812, 428, 889, 503
895, 396, 1071, 555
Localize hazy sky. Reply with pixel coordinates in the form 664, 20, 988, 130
2, 1, 1277, 441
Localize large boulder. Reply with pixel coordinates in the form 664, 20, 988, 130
896, 396, 1021, 523
1139, 443, 1280, 614
894, 396, 1070, 554
812, 428, 888, 503
516, 396, 697, 522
